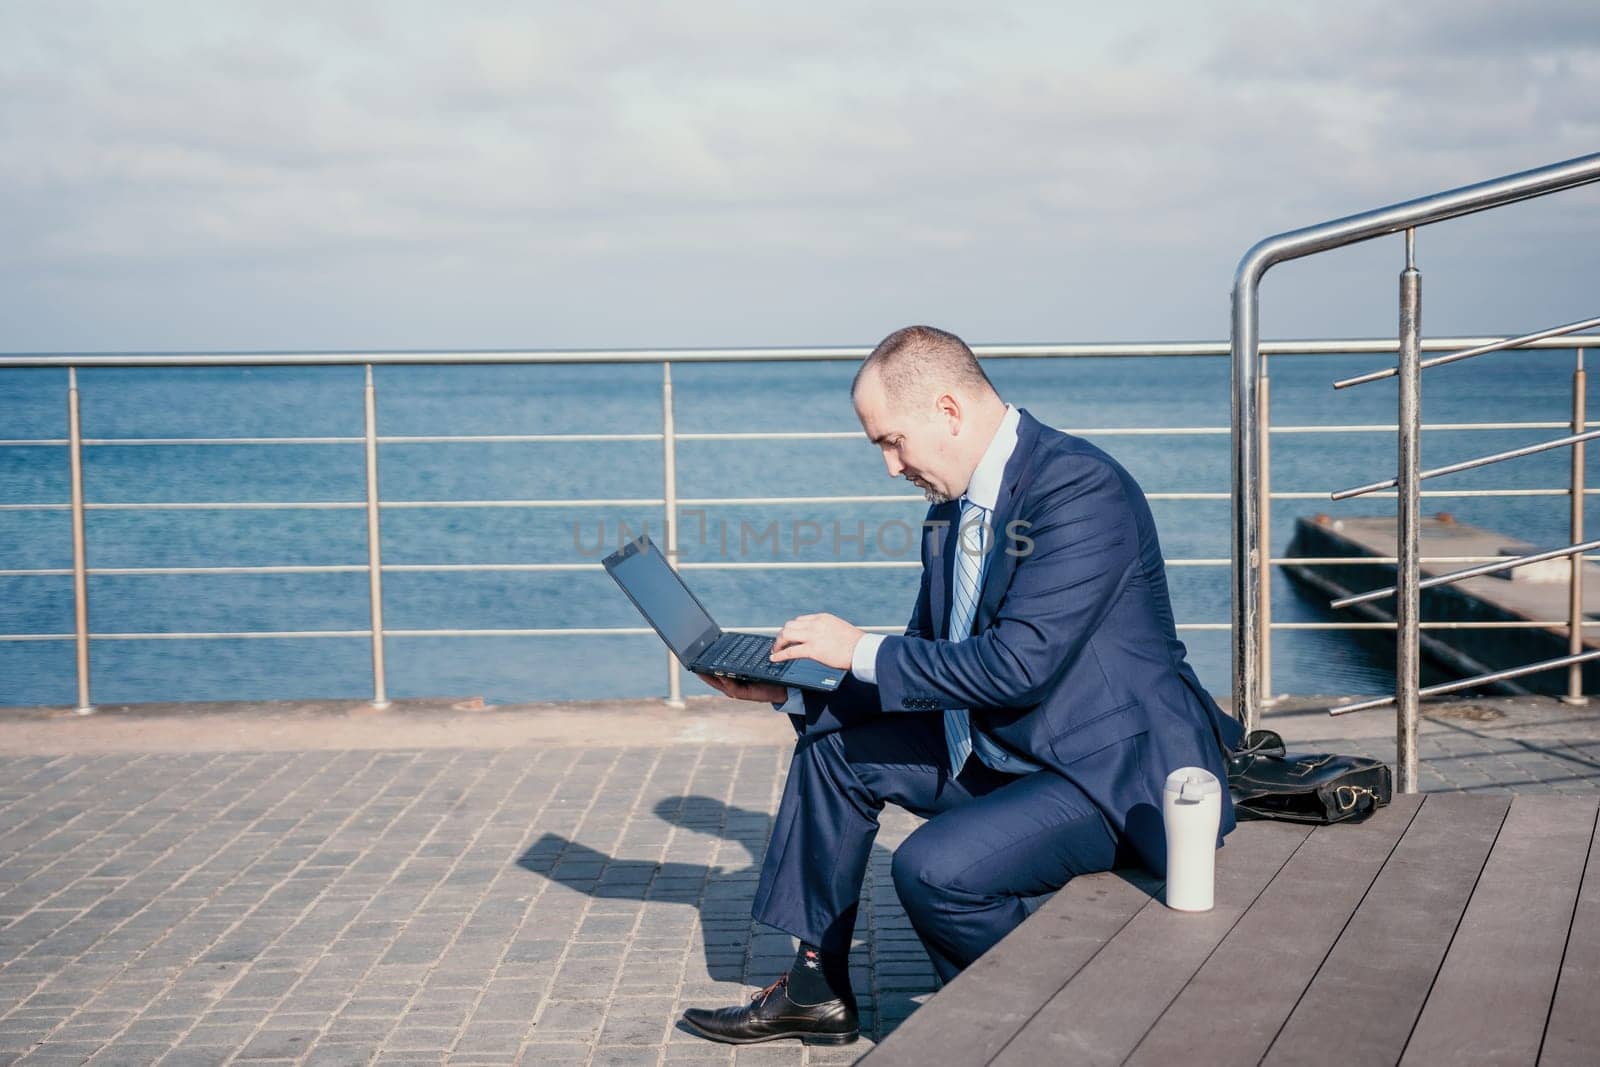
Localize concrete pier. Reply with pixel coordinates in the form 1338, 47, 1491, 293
1284, 513, 1600, 695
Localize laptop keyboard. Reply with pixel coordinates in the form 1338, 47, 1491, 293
703, 634, 790, 678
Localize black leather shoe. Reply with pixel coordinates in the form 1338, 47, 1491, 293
681, 975, 859, 1045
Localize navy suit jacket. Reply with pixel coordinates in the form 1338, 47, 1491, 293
791, 407, 1244, 875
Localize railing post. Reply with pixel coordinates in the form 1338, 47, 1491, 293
1231, 268, 1263, 735
662, 362, 685, 708
67, 367, 94, 715
363, 364, 390, 708
1257, 370, 1273, 704
1395, 229, 1422, 793
1567, 348, 1588, 705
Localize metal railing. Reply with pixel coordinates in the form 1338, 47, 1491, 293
3, 335, 1600, 714
1231, 151, 1600, 793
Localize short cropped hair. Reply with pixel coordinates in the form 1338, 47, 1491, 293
852, 325, 996, 410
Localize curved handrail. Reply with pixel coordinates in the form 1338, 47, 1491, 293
1230, 151, 1600, 729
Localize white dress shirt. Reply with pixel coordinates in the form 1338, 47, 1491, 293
770, 404, 1022, 719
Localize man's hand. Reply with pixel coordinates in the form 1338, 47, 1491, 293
696, 672, 789, 704
770, 613, 864, 671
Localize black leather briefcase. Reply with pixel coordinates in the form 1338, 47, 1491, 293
1226, 729, 1393, 825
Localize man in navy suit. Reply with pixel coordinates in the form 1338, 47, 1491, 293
683, 325, 1242, 1046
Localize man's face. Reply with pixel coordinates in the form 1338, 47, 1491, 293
854, 374, 960, 504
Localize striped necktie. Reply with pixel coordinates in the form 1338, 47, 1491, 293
944, 497, 990, 776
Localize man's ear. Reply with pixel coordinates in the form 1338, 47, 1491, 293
936, 392, 961, 432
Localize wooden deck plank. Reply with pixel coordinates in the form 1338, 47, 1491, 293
988, 820, 1313, 1066
1401, 797, 1597, 1065
861, 869, 1161, 1065
1125, 795, 1424, 1067
1261, 794, 1511, 1066
1540, 801, 1600, 1066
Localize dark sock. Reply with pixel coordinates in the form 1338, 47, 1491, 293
787, 942, 849, 1005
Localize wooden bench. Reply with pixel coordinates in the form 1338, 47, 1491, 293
864, 794, 1599, 1065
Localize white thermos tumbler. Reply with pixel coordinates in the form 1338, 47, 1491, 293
1162, 767, 1222, 912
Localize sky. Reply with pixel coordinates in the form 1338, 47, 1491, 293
2, 0, 1598, 353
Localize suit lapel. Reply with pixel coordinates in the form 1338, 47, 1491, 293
976, 408, 1045, 631
927, 499, 960, 639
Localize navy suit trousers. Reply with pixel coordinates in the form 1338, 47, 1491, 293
751, 712, 1129, 984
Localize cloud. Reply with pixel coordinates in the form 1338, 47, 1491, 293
0, 0, 1596, 349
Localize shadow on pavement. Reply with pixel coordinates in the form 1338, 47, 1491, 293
515, 792, 905, 1008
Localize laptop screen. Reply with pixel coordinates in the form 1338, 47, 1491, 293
606, 538, 717, 659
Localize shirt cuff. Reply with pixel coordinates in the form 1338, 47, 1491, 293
770, 686, 804, 714
851, 633, 885, 684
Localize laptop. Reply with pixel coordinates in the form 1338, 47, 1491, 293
602, 535, 844, 692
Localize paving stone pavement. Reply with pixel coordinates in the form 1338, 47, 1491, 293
1, 694, 1598, 1066
0, 741, 934, 1066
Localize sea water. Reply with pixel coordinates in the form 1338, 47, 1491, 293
1, 350, 1592, 707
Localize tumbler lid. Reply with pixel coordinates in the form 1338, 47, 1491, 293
1164, 766, 1222, 801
